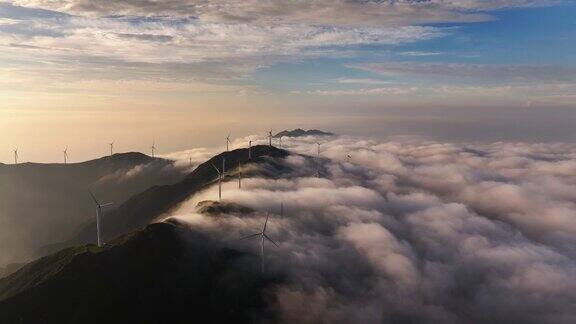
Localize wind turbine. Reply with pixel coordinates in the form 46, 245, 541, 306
226, 133, 231, 152
13, 148, 18, 165
239, 212, 279, 272
151, 141, 156, 158
268, 130, 273, 147
64, 147, 68, 164
189, 156, 192, 168
108, 142, 114, 156
88, 190, 113, 247
211, 162, 222, 200
279, 136, 283, 148
248, 138, 252, 160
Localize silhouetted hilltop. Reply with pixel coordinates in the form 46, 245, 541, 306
196, 200, 255, 215
273, 128, 334, 138
0, 221, 278, 323
50, 145, 289, 253
0, 263, 24, 279
0, 152, 185, 267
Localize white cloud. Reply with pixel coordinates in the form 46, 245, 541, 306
14, 20, 442, 60
0, 0, 566, 104
0, 10, 445, 82
10, 0, 556, 25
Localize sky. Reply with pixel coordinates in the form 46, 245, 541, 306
1, 0, 575, 162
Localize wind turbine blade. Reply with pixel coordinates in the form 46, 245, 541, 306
88, 190, 99, 205
100, 202, 113, 207
238, 233, 261, 241
263, 212, 269, 232
264, 233, 279, 247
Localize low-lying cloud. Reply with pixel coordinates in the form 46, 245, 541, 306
167, 134, 576, 323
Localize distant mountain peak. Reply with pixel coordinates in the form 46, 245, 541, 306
273, 129, 334, 138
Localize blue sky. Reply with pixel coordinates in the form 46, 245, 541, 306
254, 2, 576, 94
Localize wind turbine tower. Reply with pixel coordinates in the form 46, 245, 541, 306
88, 190, 113, 247
211, 162, 222, 200
238, 161, 242, 189
64, 147, 68, 164
13, 148, 18, 165
151, 141, 156, 158
248, 139, 252, 160
109, 142, 114, 156
268, 130, 273, 147
239, 212, 279, 272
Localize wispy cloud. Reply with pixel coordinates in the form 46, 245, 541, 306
0, 3, 447, 83
337, 78, 391, 85
308, 87, 418, 96
10, 0, 556, 25
351, 62, 576, 82
400, 51, 442, 56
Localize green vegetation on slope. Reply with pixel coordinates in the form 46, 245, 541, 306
0, 221, 280, 323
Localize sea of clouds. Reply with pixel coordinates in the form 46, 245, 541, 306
165, 134, 576, 324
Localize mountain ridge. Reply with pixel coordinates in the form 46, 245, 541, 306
43, 145, 290, 255
0, 152, 162, 169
